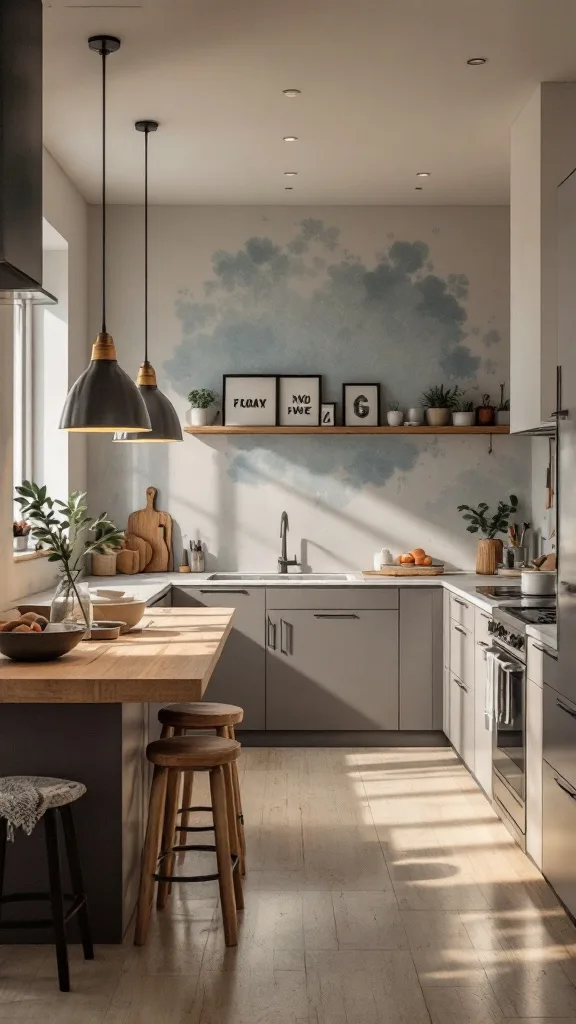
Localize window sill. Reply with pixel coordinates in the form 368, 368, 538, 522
13, 549, 50, 564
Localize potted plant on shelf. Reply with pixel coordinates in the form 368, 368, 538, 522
457, 494, 519, 574
386, 402, 404, 427
496, 383, 510, 426
187, 388, 218, 427
421, 384, 461, 427
476, 393, 495, 426
13, 520, 31, 552
452, 395, 475, 427
14, 482, 124, 633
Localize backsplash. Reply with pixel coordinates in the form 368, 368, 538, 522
88, 205, 531, 570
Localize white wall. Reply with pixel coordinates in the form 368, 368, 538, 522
88, 205, 532, 571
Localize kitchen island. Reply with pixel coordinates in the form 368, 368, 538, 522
0, 607, 234, 943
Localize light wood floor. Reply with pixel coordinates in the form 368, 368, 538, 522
2, 747, 576, 1023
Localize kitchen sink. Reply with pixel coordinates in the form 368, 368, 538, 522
206, 573, 353, 582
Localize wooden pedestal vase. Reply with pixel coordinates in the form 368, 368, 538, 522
476, 538, 500, 575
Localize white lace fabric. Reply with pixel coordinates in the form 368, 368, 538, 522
0, 776, 86, 841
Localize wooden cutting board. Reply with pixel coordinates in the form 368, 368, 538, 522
363, 566, 445, 577
127, 487, 172, 572
125, 533, 153, 572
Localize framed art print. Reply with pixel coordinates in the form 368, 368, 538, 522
278, 375, 321, 426
343, 383, 381, 426
320, 402, 336, 426
223, 375, 278, 426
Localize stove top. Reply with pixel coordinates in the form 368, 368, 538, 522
504, 606, 557, 626
476, 585, 522, 599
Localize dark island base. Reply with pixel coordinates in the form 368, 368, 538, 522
0, 703, 147, 943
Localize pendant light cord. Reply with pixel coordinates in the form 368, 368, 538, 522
144, 127, 149, 366
101, 45, 107, 334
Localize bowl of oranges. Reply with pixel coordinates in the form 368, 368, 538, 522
396, 548, 434, 567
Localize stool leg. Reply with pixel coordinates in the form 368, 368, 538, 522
44, 810, 70, 993
60, 805, 94, 961
230, 726, 246, 875
223, 761, 244, 913
179, 772, 194, 837
157, 768, 180, 910
0, 817, 7, 925
209, 766, 237, 947
135, 765, 168, 946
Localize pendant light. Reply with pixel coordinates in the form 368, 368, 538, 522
59, 36, 151, 434
114, 121, 182, 443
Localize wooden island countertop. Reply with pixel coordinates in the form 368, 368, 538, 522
0, 607, 234, 703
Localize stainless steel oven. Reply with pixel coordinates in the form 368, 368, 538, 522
488, 610, 528, 845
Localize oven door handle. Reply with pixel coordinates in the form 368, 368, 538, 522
554, 775, 576, 801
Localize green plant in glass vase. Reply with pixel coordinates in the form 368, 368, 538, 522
15, 482, 124, 630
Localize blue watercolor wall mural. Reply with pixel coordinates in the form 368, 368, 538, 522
89, 205, 530, 569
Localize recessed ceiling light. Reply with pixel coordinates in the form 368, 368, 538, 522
416, 171, 430, 177
283, 136, 298, 142
284, 171, 298, 176
283, 88, 301, 97
467, 57, 487, 65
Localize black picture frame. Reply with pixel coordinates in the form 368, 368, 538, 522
320, 402, 336, 427
222, 374, 279, 426
278, 375, 322, 426
342, 383, 381, 426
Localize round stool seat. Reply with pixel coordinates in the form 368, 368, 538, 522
0, 776, 86, 839
146, 734, 240, 769
158, 702, 243, 729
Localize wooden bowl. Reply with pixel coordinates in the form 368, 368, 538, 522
0, 623, 85, 662
89, 599, 146, 633
87, 620, 124, 641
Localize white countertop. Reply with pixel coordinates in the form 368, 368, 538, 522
526, 622, 557, 651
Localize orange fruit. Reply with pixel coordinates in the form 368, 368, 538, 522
411, 548, 425, 557
422, 555, 433, 566
414, 555, 426, 565
399, 553, 415, 564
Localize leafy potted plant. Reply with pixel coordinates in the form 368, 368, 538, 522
386, 402, 404, 427
187, 388, 218, 427
15, 482, 124, 633
13, 520, 31, 552
476, 393, 495, 426
421, 384, 461, 427
496, 383, 510, 426
452, 395, 475, 428
457, 494, 519, 574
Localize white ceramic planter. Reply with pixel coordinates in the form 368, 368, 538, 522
189, 407, 208, 427
386, 410, 404, 427
407, 406, 424, 425
495, 410, 510, 425
13, 536, 29, 552
452, 411, 475, 427
425, 407, 451, 427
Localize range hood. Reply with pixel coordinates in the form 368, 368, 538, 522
0, 0, 55, 303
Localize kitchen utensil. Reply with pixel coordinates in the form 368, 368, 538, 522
520, 569, 556, 596
127, 487, 172, 572
363, 565, 444, 577
540, 553, 557, 571
531, 555, 547, 569
0, 623, 85, 662
91, 552, 117, 576
125, 533, 153, 572
116, 548, 140, 574
87, 620, 123, 641
89, 599, 146, 632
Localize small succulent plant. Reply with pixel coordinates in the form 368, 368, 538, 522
421, 384, 461, 409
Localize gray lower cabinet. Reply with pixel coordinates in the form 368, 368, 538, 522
542, 758, 576, 919
449, 672, 474, 767
399, 588, 442, 730
172, 586, 266, 729
265, 608, 399, 730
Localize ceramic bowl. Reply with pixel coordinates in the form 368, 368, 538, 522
87, 620, 124, 641
0, 623, 85, 662
90, 599, 146, 633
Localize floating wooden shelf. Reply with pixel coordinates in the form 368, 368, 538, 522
184, 425, 511, 436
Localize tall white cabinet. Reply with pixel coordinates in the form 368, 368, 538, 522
510, 83, 576, 433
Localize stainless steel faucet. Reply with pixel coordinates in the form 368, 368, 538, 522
278, 511, 300, 574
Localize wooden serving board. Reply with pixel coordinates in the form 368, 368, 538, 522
126, 487, 173, 572
363, 566, 445, 577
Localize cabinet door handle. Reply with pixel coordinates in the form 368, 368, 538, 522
267, 616, 277, 650
280, 618, 293, 655
199, 589, 249, 595
454, 677, 468, 692
531, 642, 558, 659
477, 640, 489, 647
453, 598, 469, 608
313, 613, 359, 620
480, 612, 491, 621
454, 625, 467, 636
554, 775, 576, 800
556, 697, 576, 720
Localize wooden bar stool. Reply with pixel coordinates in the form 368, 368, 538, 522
157, 702, 246, 874
135, 734, 243, 948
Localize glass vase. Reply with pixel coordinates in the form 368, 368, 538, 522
50, 575, 92, 638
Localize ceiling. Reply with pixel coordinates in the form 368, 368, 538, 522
43, 0, 576, 205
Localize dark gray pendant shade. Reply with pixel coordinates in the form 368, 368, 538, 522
113, 363, 182, 442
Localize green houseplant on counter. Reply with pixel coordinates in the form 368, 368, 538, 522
187, 388, 218, 427
15, 482, 124, 632
457, 493, 519, 574
421, 384, 461, 427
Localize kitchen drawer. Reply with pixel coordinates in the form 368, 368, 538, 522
449, 592, 475, 632
266, 586, 399, 611
449, 672, 474, 769
542, 758, 576, 919
450, 620, 474, 685
543, 682, 576, 789
527, 638, 558, 689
